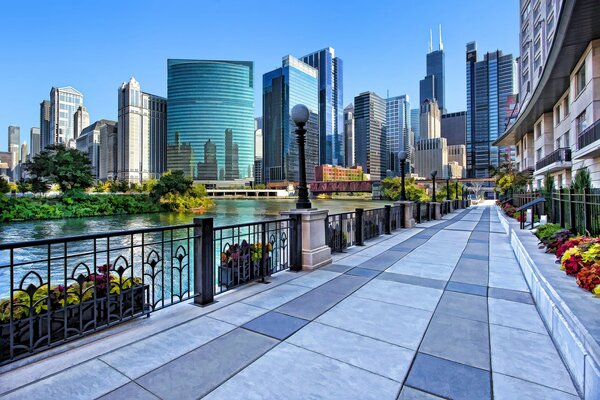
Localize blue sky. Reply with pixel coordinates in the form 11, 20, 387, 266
0, 0, 518, 149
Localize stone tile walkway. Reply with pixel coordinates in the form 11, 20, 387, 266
0, 206, 581, 400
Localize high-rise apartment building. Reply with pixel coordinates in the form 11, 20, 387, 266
441, 111, 467, 146
99, 121, 118, 180
518, 0, 563, 109
254, 117, 263, 184
263, 55, 319, 184
466, 42, 517, 178
300, 47, 344, 166
344, 104, 355, 167
117, 77, 167, 183
20, 143, 28, 165
49, 86, 84, 148
29, 128, 40, 160
386, 95, 412, 173
419, 99, 441, 140
354, 92, 387, 180
73, 105, 90, 141
77, 120, 116, 178
40, 100, 51, 150
420, 27, 446, 113
8, 125, 20, 165
167, 59, 254, 183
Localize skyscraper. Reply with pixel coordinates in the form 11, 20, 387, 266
354, 92, 387, 180
73, 105, 90, 141
419, 26, 446, 113
77, 120, 116, 178
466, 42, 517, 178
411, 108, 421, 141
386, 95, 412, 173
344, 104, 355, 167
441, 111, 467, 146
8, 126, 20, 178
419, 99, 441, 140
263, 55, 319, 184
29, 127, 40, 160
300, 47, 344, 166
40, 100, 51, 150
167, 59, 254, 182
117, 77, 167, 183
99, 121, 118, 181
20, 143, 28, 165
254, 117, 263, 184
49, 86, 84, 148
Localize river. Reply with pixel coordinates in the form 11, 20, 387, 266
0, 198, 392, 244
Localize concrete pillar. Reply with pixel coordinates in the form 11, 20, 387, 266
445, 199, 454, 213
394, 200, 415, 228
281, 209, 332, 271
431, 202, 442, 220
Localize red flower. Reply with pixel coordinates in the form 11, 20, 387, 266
576, 265, 600, 292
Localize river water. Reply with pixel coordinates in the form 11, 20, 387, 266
0, 198, 392, 244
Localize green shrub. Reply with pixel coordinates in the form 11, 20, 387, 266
535, 223, 562, 243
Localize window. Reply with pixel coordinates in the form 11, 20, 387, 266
516, 144, 520, 156
564, 95, 569, 116
556, 138, 561, 149
576, 64, 586, 96
536, 122, 542, 138
537, 148, 542, 161
554, 104, 561, 126
576, 111, 588, 134
564, 131, 570, 148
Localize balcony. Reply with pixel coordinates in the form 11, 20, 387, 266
575, 118, 600, 159
535, 147, 571, 172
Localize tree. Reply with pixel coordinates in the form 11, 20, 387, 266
488, 156, 533, 195
542, 172, 554, 215
572, 167, 592, 192
0, 177, 10, 194
25, 145, 94, 193
381, 177, 430, 202
151, 170, 193, 200
17, 180, 32, 194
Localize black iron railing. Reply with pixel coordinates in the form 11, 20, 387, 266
535, 148, 572, 170
363, 208, 387, 241
325, 211, 356, 253
578, 119, 600, 150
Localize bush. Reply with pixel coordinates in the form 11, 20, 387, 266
535, 224, 562, 243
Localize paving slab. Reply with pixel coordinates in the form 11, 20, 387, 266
242, 311, 308, 340
446, 281, 487, 297
275, 286, 347, 320
316, 296, 431, 349
345, 267, 381, 278
288, 322, 414, 382
420, 313, 490, 370
492, 372, 580, 400
357, 250, 409, 271
287, 269, 341, 288
397, 386, 445, 399
450, 259, 489, 286
135, 329, 278, 400
487, 287, 534, 304
405, 353, 491, 400
98, 382, 160, 400
317, 274, 370, 296
387, 259, 456, 281
376, 272, 447, 290
353, 278, 443, 311
489, 324, 577, 395
203, 343, 401, 400
434, 290, 488, 323
488, 297, 547, 334
207, 302, 268, 326
241, 283, 312, 309
320, 263, 354, 273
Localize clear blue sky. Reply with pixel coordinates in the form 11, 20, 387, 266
0, 0, 519, 150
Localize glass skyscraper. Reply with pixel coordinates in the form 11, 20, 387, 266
386, 95, 412, 173
300, 47, 344, 166
263, 55, 319, 183
167, 59, 254, 182
354, 92, 387, 180
420, 27, 446, 113
49, 86, 84, 148
466, 42, 516, 178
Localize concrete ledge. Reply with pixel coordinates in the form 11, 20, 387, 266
496, 208, 600, 399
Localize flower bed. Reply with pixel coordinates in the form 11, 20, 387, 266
0, 265, 148, 362
535, 223, 600, 296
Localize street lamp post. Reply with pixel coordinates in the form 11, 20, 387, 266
398, 151, 407, 201
431, 170, 437, 202
455, 179, 459, 200
446, 166, 451, 201
292, 104, 312, 209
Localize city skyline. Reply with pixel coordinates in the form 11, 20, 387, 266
0, 0, 518, 147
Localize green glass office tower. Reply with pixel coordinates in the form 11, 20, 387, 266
167, 59, 254, 182
263, 55, 319, 183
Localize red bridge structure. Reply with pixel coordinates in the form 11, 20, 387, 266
309, 181, 378, 194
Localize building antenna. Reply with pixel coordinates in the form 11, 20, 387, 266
429, 28, 433, 53
439, 24, 443, 51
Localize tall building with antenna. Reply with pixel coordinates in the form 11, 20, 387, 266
419, 25, 446, 114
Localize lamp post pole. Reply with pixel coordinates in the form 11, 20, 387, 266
292, 104, 312, 209
431, 170, 437, 202
446, 167, 451, 201
455, 180, 459, 200
399, 151, 407, 201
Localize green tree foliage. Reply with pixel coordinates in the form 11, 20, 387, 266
541, 172, 554, 215
433, 182, 463, 202
0, 177, 10, 194
381, 177, 431, 202
488, 156, 533, 195
16, 180, 32, 194
572, 168, 592, 192
24, 145, 94, 193
151, 170, 193, 200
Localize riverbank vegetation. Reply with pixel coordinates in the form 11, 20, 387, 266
0, 146, 212, 222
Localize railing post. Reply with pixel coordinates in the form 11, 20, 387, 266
569, 187, 577, 234
290, 214, 303, 271
356, 208, 364, 246
384, 205, 392, 235
584, 187, 591, 234
260, 221, 268, 282
193, 217, 214, 306
558, 187, 565, 228
416, 202, 422, 224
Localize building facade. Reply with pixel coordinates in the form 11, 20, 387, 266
29, 127, 40, 160
448, 144, 467, 177
8, 126, 20, 173
263, 55, 319, 184
354, 92, 387, 180
411, 108, 421, 141
344, 104, 355, 167
73, 105, 90, 141
420, 27, 446, 113
300, 47, 344, 166
386, 95, 412, 173
254, 117, 263, 183
76, 120, 115, 178
117, 77, 167, 183
98, 121, 118, 181
413, 137, 449, 179
441, 111, 467, 146
40, 100, 51, 150
315, 164, 365, 181
420, 99, 441, 140
49, 86, 84, 148
466, 42, 517, 178
167, 59, 254, 184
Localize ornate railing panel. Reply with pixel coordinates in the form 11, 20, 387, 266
325, 212, 356, 253
363, 208, 386, 241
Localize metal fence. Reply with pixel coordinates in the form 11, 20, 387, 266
325, 211, 357, 253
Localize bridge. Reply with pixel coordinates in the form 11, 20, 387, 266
206, 189, 290, 198
309, 178, 495, 195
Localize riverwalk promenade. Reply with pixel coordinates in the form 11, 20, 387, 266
0, 205, 580, 399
